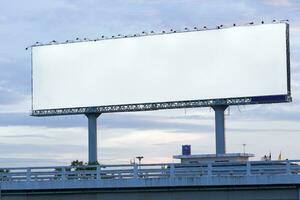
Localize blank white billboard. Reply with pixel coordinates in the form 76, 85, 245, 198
31, 23, 290, 114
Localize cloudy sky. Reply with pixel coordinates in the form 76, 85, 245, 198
0, 0, 300, 167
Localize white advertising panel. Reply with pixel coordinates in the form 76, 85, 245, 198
31, 23, 290, 115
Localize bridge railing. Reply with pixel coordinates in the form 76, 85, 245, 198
0, 160, 299, 182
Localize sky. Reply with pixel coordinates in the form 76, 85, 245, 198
0, 0, 300, 167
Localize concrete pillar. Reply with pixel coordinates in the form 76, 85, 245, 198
212, 106, 228, 155
86, 113, 100, 164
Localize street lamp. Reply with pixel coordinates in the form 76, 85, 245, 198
136, 156, 144, 165
243, 144, 246, 154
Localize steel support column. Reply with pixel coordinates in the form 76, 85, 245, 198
212, 106, 228, 155
86, 113, 101, 164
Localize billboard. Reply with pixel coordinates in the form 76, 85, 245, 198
31, 23, 291, 116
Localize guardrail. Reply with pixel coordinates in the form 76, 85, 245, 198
0, 160, 299, 182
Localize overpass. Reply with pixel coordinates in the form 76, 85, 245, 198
0, 159, 299, 200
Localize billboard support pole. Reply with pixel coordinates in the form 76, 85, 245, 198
86, 113, 101, 164
212, 106, 228, 155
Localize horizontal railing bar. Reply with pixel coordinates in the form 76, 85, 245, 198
1, 160, 300, 171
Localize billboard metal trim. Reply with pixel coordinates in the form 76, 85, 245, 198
286, 23, 291, 96
30, 48, 34, 112
27, 21, 288, 49
31, 95, 291, 116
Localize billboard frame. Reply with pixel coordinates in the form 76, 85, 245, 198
29, 22, 291, 117
31, 94, 291, 116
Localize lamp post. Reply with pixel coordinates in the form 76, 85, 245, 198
243, 143, 246, 154
136, 156, 144, 166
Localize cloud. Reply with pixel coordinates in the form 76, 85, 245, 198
0, 113, 86, 127
0, 142, 85, 167
291, 26, 300, 33
0, 57, 13, 64
0, 112, 214, 133
0, 143, 84, 155
229, 128, 300, 133
0, 0, 299, 166
0, 157, 65, 167
100, 130, 206, 148
0, 87, 26, 105
263, 0, 291, 6
0, 124, 212, 165
0, 134, 52, 139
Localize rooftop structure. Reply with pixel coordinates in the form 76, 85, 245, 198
173, 153, 255, 164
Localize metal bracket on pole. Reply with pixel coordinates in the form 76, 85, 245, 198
212, 105, 228, 155
86, 113, 101, 164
